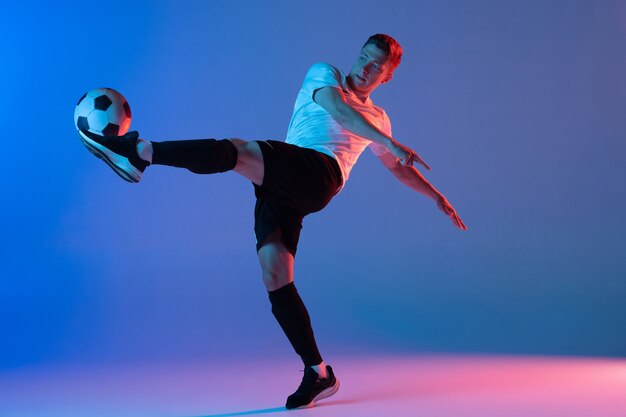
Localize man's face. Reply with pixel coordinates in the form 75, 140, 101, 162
347, 43, 394, 97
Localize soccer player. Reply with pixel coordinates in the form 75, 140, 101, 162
78, 34, 468, 410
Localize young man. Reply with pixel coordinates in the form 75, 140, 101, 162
78, 34, 468, 410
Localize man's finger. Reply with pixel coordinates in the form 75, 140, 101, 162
414, 155, 431, 170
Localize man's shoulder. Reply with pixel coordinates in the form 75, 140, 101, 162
308, 62, 341, 72
305, 62, 344, 79
298, 62, 345, 95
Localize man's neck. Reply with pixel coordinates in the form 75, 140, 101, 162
355, 93, 368, 104
346, 77, 369, 104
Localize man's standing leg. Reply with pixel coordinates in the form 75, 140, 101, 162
258, 233, 326, 372
258, 233, 339, 409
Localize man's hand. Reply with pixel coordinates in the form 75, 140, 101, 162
435, 194, 468, 230
388, 140, 431, 171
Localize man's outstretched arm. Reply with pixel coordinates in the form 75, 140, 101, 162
314, 85, 466, 230
377, 151, 468, 231
314, 86, 429, 170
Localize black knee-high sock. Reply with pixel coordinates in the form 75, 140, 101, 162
151, 139, 238, 174
268, 282, 323, 367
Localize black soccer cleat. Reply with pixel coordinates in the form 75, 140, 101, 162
77, 129, 149, 183
285, 365, 340, 410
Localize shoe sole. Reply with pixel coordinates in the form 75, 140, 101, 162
78, 130, 142, 183
293, 378, 341, 410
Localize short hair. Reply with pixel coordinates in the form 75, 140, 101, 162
363, 34, 403, 72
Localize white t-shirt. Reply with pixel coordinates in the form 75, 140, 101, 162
285, 62, 391, 191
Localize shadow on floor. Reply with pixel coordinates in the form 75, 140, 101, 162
192, 406, 287, 417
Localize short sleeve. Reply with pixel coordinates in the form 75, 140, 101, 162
303, 62, 342, 99
369, 110, 392, 156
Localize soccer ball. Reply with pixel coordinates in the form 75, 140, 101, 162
74, 88, 131, 136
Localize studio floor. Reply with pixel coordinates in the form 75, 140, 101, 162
1, 354, 624, 417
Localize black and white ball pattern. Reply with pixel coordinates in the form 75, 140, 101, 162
74, 88, 131, 136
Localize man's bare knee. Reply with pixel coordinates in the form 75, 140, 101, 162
229, 139, 264, 185
227, 138, 246, 150
262, 269, 292, 292
260, 256, 293, 291
228, 139, 259, 155
258, 236, 294, 291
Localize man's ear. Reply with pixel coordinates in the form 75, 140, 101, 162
382, 72, 393, 84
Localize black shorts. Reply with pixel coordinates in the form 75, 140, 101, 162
253, 140, 343, 257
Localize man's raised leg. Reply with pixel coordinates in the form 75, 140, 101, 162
138, 136, 265, 184
78, 128, 267, 185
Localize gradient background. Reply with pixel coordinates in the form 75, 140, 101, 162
1, 0, 625, 370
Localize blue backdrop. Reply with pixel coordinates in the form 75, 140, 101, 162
1, 0, 625, 369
